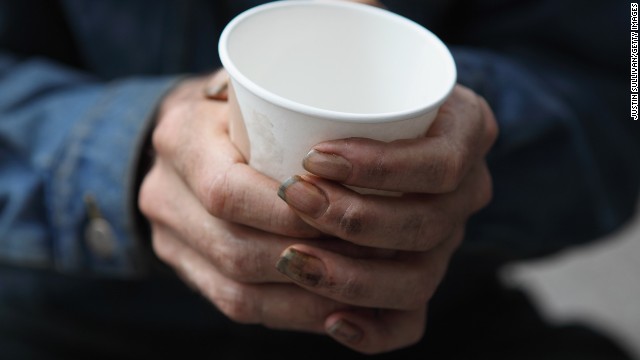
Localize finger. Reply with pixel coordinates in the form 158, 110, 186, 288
277, 166, 489, 250
203, 68, 229, 100
140, 158, 296, 283
325, 307, 427, 354
303, 85, 497, 193
139, 159, 392, 284
151, 92, 319, 238
150, 224, 351, 333
275, 228, 461, 309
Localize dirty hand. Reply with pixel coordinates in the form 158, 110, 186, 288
276, 85, 498, 352
139, 70, 497, 354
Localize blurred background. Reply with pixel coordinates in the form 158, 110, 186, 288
503, 197, 640, 359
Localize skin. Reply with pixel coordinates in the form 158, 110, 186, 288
348, 0, 385, 7
139, 68, 497, 354
139, 3, 498, 350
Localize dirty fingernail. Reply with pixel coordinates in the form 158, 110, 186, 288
327, 319, 364, 344
275, 247, 325, 287
278, 175, 329, 218
303, 149, 352, 182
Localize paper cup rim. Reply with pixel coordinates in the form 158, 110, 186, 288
219, 0, 457, 123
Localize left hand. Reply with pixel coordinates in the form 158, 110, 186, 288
275, 85, 498, 352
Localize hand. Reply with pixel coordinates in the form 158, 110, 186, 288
275, 85, 498, 352
139, 71, 427, 353
140, 71, 497, 353
139, 72, 336, 331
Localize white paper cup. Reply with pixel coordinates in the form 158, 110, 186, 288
219, 0, 456, 183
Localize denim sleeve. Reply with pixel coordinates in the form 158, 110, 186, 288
452, 47, 639, 261
0, 52, 180, 276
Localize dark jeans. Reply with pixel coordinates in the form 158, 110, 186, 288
0, 254, 632, 360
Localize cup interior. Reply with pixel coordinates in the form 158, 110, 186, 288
220, 1, 456, 120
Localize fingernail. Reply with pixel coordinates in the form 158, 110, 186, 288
303, 149, 352, 182
278, 176, 329, 218
327, 319, 364, 344
203, 82, 228, 100
275, 247, 325, 287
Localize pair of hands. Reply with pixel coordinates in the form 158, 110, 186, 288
138, 68, 497, 354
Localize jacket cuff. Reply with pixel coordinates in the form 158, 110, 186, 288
51, 76, 182, 277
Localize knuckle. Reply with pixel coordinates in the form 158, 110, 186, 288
201, 163, 244, 219
417, 157, 447, 192
449, 227, 466, 250
475, 166, 494, 212
150, 235, 173, 264
202, 168, 232, 218
485, 111, 499, 147
415, 146, 466, 194
434, 221, 457, 249
137, 178, 155, 219
419, 215, 455, 251
138, 169, 163, 222
479, 96, 499, 143
400, 214, 432, 251
439, 150, 467, 193
412, 284, 435, 308
344, 138, 392, 187
151, 114, 178, 156
399, 268, 440, 310
150, 126, 166, 155
215, 287, 259, 324
215, 244, 258, 283
336, 203, 368, 239
150, 126, 165, 155
222, 301, 256, 324
397, 273, 435, 310
405, 324, 426, 349
365, 151, 392, 184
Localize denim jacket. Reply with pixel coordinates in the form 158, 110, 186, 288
0, 0, 637, 277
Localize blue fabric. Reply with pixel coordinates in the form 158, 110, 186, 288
0, 52, 179, 275
0, 0, 637, 277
